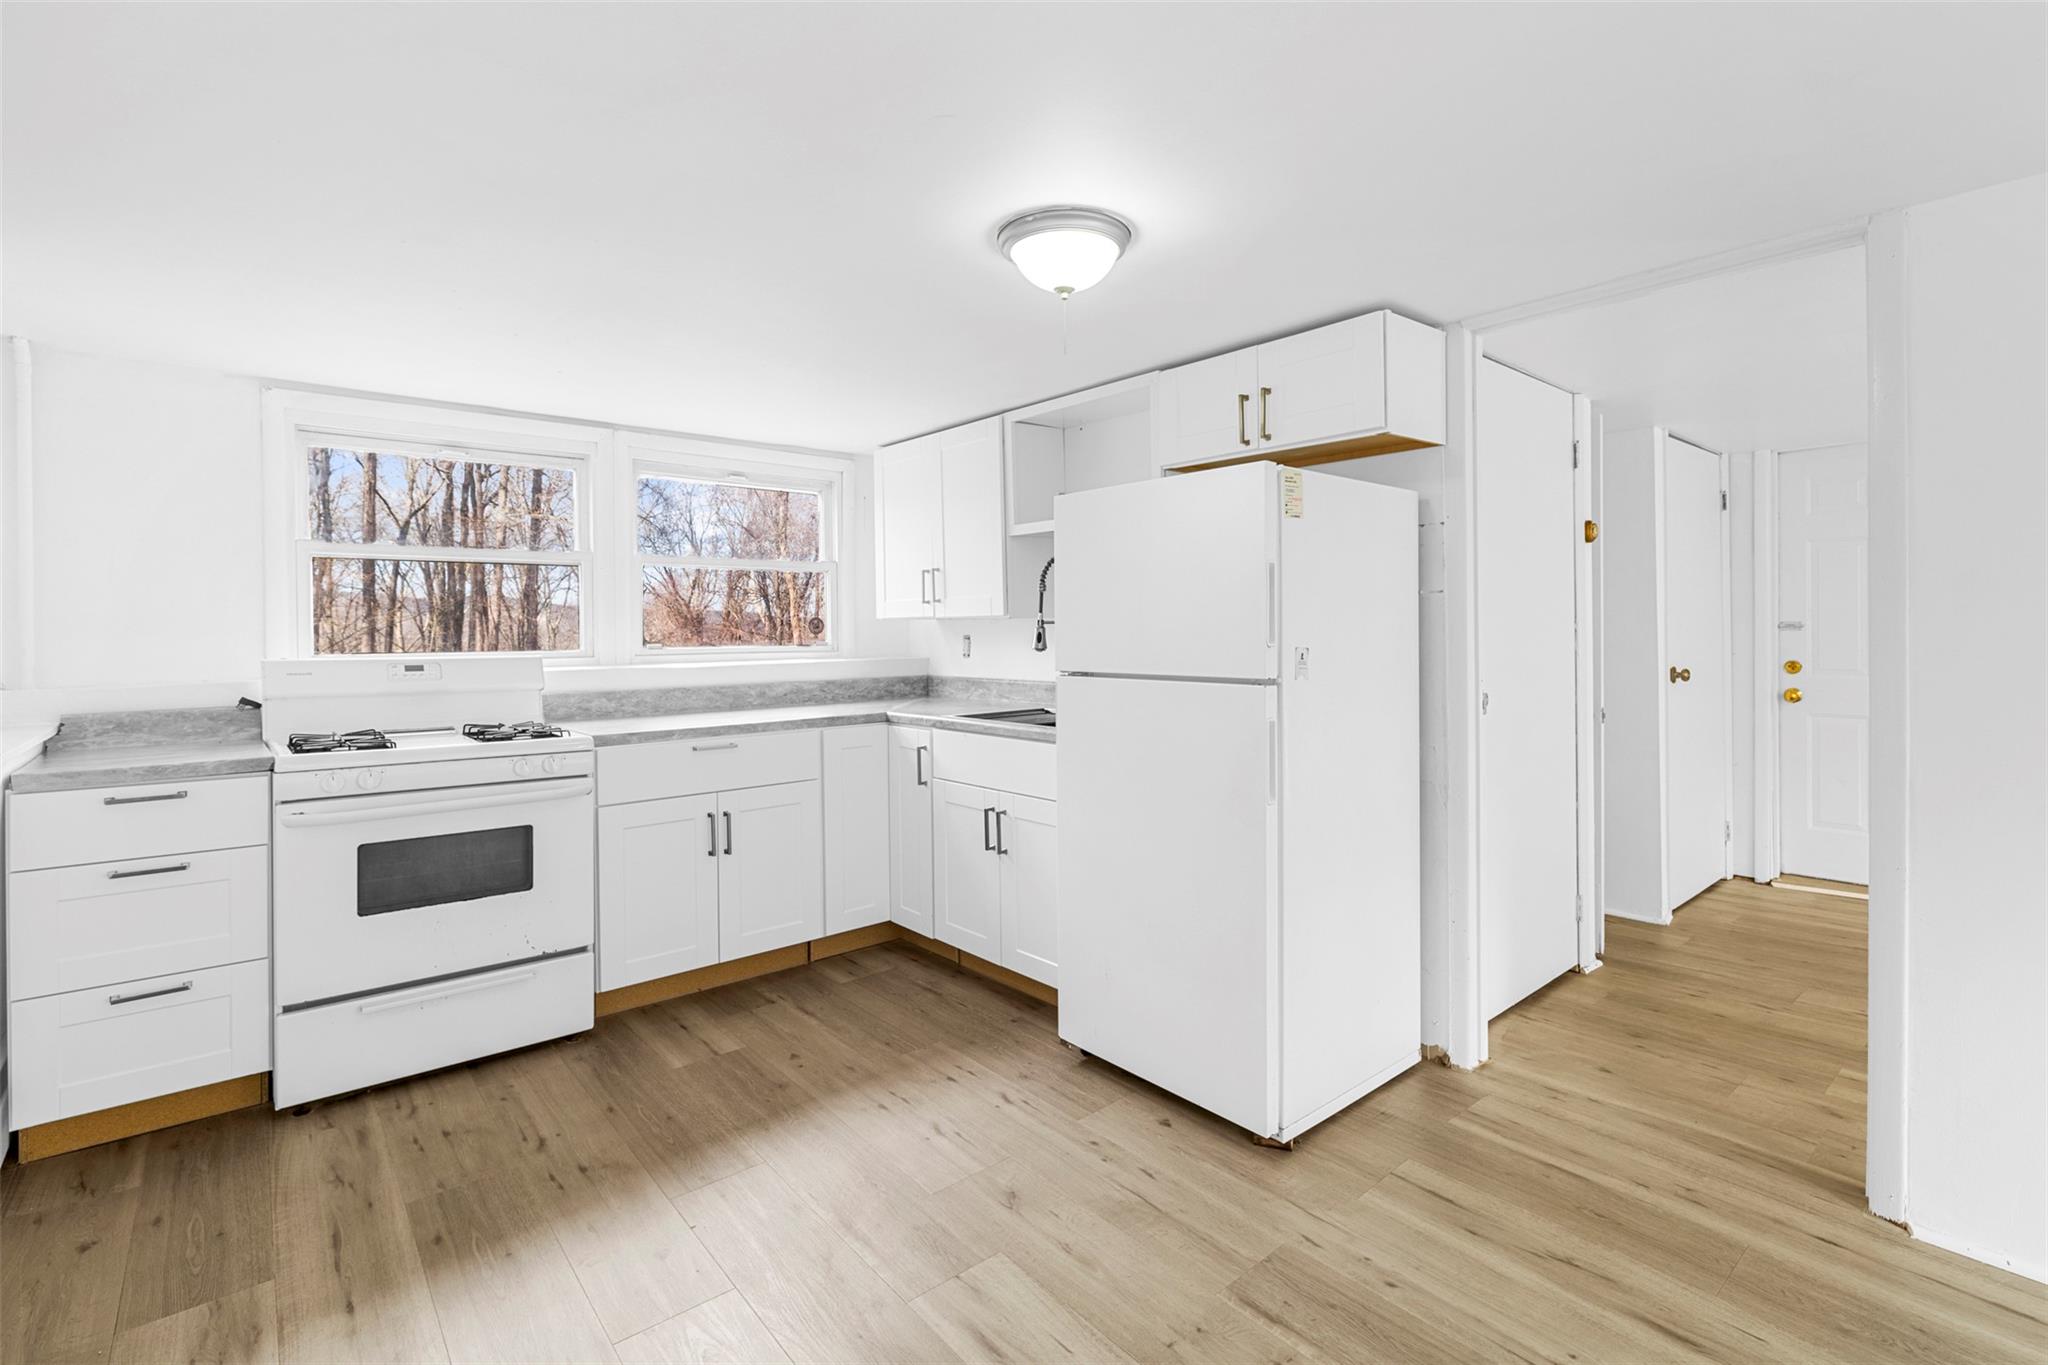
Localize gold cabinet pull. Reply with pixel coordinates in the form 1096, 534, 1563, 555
1783, 687, 1803, 703
1236, 393, 1250, 447
1259, 386, 1273, 442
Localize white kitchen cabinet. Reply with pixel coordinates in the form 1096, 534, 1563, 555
887, 726, 935, 936
874, 434, 941, 618
932, 779, 1003, 959
822, 726, 890, 936
1153, 310, 1445, 472
597, 796, 723, 989
718, 779, 826, 960
996, 793, 1059, 987
873, 416, 1007, 620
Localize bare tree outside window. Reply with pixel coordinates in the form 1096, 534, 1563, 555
308, 447, 581, 653
637, 474, 831, 649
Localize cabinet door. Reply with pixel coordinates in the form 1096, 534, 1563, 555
597, 796, 722, 990
717, 780, 825, 961
996, 793, 1058, 987
1152, 346, 1259, 469
822, 726, 890, 936
1254, 314, 1386, 451
936, 417, 1007, 618
931, 779, 1000, 958
888, 727, 936, 936
875, 434, 939, 619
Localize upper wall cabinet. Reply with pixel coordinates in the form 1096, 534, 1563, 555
1153, 311, 1446, 472
874, 416, 1007, 619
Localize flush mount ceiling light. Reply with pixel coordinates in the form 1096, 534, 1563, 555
996, 206, 1133, 297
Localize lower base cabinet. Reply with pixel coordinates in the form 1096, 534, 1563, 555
718, 779, 825, 961
933, 779, 1059, 987
823, 726, 891, 936
888, 727, 936, 936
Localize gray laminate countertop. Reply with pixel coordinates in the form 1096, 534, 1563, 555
8, 739, 277, 794
574, 696, 1056, 747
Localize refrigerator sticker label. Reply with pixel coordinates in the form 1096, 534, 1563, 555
1282, 469, 1304, 518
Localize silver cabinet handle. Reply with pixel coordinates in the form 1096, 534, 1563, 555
982, 806, 996, 852
110, 980, 192, 1006
104, 790, 188, 806
915, 745, 928, 786
723, 811, 734, 855
107, 862, 191, 880
994, 809, 1008, 855
691, 741, 739, 752
920, 569, 931, 604
930, 567, 942, 602
706, 811, 718, 857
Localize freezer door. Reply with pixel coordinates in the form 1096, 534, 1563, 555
1054, 463, 1278, 680
1056, 674, 1279, 1136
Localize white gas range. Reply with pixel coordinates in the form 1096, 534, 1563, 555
261, 657, 595, 1107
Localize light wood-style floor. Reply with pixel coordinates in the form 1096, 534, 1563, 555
5, 880, 2045, 1364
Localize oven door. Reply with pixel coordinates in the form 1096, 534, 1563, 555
273, 775, 594, 1007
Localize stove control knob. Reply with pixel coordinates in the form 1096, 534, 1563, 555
319, 770, 347, 794
543, 754, 568, 775
356, 770, 383, 791
512, 757, 535, 778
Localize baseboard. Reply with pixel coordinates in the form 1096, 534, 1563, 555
1604, 904, 1672, 925
17, 1073, 268, 1163
1770, 874, 1870, 901
811, 921, 904, 959
594, 943, 811, 1016
894, 926, 962, 962
957, 951, 1057, 1005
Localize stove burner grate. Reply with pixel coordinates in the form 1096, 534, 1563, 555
287, 728, 397, 754
462, 721, 570, 743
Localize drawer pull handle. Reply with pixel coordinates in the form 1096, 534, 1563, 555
707, 810, 718, 856
983, 806, 996, 852
109, 980, 193, 1006
107, 862, 192, 880
915, 744, 928, 786
357, 969, 536, 1015
723, 810, 734, 855
104, 790, 189, 806
994, 809, 1008, 855
691, 741, 740, 752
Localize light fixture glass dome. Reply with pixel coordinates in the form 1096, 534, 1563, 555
997, 207, 1132, 297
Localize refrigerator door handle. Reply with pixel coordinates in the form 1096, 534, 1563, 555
1266, 563, 1277, 647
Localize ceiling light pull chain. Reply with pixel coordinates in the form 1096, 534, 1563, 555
1059, 286, 1072, 355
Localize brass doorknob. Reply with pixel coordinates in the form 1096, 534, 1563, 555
1669, 666, 1693, 684
1784, 659, 1803, 675
1783, 687, 1803, 704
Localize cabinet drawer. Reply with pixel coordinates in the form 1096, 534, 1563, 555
933, 730, 1056, 801
9, 845, 269, 1000
9, 774, 269, 872
273, 951, 592, 1108
598, 730, 821, 806
8, 960, 270, 1129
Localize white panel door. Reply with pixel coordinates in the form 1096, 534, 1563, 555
716, 780, 825, 961
932, 779, 1001, 958
1778, 444, 1870, 884
874, 434, 939, 619
936, 417, 1007, 618
597, 796, 723, 989
996, 793, 1058, 987
1153, 346, 1260, 468
888, 726, 935, 935
1662, 436, 1729, 909
1476, 359, 1580, 1021
1255, 314, 1386, 451
1057, 674, 1277, 1136
822, 725, 891, 936
1055, 462, 1277, 680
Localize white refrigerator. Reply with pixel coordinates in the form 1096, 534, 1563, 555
1055, 462, 1420, 1143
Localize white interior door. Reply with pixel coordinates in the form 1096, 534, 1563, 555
1778, 444, 1870, 884
1661, 435, 1730, 909
716, 780, 824, 960
874, 435, 939, 619
1476, 358, 1580, 1021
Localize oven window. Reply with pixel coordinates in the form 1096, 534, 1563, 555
357, 825, 535, 916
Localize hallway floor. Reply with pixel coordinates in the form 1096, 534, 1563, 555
5, 881, 2045, 1363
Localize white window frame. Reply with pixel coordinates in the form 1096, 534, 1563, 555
619, 432, 846, 660
263, 390, 610, 662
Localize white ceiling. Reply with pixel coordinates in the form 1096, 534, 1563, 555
3, 3, 2042, 452
1486, 246, 1868, 455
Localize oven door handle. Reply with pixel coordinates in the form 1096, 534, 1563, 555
356, 966, 538, 1015
276, 777, 594, 827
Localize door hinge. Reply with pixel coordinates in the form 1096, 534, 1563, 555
1725, 821, 1732, 843
1481, 691, 1490, 716
1721, 490, 1728, 511
1599, 706, 1607, 724
1572, 438, 1581, 469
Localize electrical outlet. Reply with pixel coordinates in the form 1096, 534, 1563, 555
962, 634, 972, 658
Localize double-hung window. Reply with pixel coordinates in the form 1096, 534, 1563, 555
635, 461, 838, 653
298, 438, 590, 656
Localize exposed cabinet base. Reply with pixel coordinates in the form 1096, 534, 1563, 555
14, 1072, 267, 1163
1166, 430, 1435, 474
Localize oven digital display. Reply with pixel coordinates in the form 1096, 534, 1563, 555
356, 825, 535, 916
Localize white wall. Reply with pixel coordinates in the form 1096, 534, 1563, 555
0, 345, 920, 718
1869, 173, 2048, 1282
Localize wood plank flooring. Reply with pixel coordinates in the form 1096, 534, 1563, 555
6, 880, 2045, 1363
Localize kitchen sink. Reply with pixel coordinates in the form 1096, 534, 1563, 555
965, 708, 1057, 727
